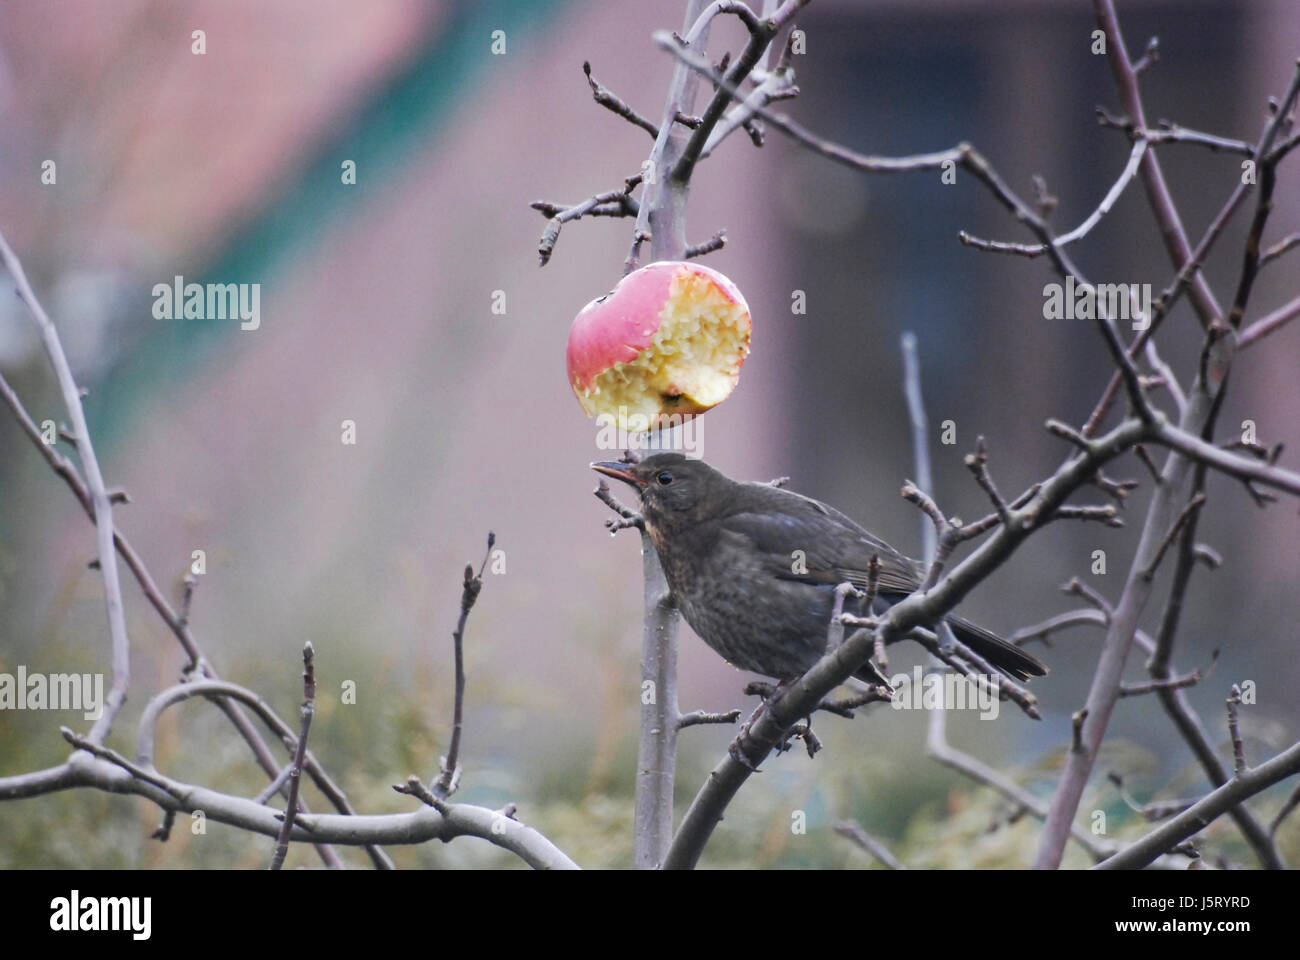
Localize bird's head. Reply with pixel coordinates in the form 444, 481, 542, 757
591, 453, 729, 531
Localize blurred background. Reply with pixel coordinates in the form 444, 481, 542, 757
0, 0, 1297, 868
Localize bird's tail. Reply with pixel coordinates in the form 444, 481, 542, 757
945, 615, 1047, 682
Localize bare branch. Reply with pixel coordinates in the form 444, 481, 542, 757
36, 746, 581, 868
1082, 178, 1249, 437
1063, 576, 1114, 618
670, 1, 811, 187
964, 436, 1011, 529
269, 643, 316, 870
684, 229, 727, 259
1095, 739, 1300, 869
1226, 685, 1246, 778
1270, 784, 1300, 837
535, 181, 641, 266
1133, 35, 1160, 74
959, 139, 1147, 258
392, 775, 445, 811
1144, 124, 1255, 155
1108, 771, 1196, 821
1225, 61, 1300, 330
0, 229, 129, 745
1052, 503, 1122, 527
1118, 670, 1200, 697
1012, 608, 1108, 647
1239, 293, 1300, 349
1071, 708, 1090, 753
433, 532, 497, 800
594, 478, 645, 533
583, 60, 659, 138
1091, 0, 1225, 329
655, 30, 963, 176
678, 709, 742, 730
833, 819, 906, 869
1259, 231, 1300, 268
825, 580, 864, 654
1139, 492, 1206, 581
1154, 420, 1300, 497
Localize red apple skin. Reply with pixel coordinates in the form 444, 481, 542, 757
567, 262, 679, 397
566, 261, 750, 427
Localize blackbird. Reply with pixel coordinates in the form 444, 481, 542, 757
592, 453, 1047, 686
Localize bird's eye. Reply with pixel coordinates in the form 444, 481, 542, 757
656, 471, 674, 485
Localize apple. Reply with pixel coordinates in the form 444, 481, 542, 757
566, 261, 751, 431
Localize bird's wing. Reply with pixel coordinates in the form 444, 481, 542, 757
718, 488, 923, 595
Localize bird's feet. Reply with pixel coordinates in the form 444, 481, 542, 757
776, 719, 822, 758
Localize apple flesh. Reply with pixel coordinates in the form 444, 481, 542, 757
566, 261, 751, 431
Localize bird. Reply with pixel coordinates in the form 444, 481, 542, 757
591, 452, 1046, 688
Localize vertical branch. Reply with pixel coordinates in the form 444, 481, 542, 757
903, 332, 954, 797
630, 0, 711, 871
1145, 461, 1285, 868
901, 333, 936, 563
434, 533, 495, 800
905, 335, 1115, 863
633, 523, 682, 868
1035, 350, 1217, 871
269, 642, 316, 871
0, 229, 129, 746
1091, 0, 1224, 329
636, 0, 712, 266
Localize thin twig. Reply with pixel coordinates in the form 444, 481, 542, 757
1226, 685, 1246, 778
1225, 61, 1300, 331
959, 139, 1147, 258
1270, 784, 1300, 837
678, 709, 742, 729
1118, 670, 1200, 697
833, 819, 906, 869
0, 229, 130, 746
1239, 293, 1300, 348
1139, 492, 1206, 581
1108, 771, 1196, 821
594, 478, 644, 533
535, 182, 641, 266
269, 643, 316, 870
684, 229, 727, 259
583, 60, 660, 138
1259, 231, 1300, 268
433, 532, 496, 800
965, 436, 1011, 529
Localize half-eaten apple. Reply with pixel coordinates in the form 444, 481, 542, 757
566, 261, 751, 431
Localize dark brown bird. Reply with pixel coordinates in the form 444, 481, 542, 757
592, 453, 1046, 686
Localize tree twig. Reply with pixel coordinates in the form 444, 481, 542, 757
833, 819, 906, 869
0, 229, 130, 746
1095, 739, 1300, 869
583, 60, 660, 138
269, 643, 316, 870
433, 533, 496, 799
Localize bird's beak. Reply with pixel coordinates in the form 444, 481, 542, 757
591, 461, 647, 487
